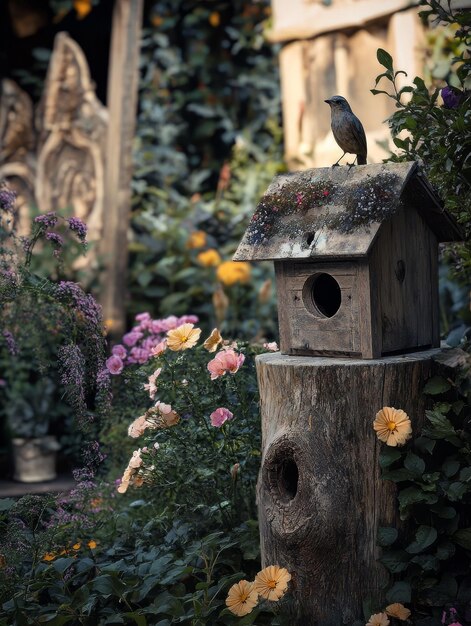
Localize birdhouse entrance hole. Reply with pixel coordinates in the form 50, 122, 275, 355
303, 273, 341, 318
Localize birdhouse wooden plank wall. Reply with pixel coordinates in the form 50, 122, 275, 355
234, 162, 462, 359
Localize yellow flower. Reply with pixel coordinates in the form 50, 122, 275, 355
366, 613, 390, 626
225, 580, 258, 616
203, 328, 223, 352
42, 552, 56, 562
87, 540, 97, 549
73, 0, 92, 19
197, 249, 221, 267
167, 323, 202, 351
186, 230, 206, 249
386, 604, 411, 621
253, 565, 291, 601
217, 261, 251, 286
209, 11, 221, 27
373, 407, 412, 447
72, 542, 81, 551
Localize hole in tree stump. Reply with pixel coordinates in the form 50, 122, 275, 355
306, 232, 316, 246
267, 450, 299, 502
302, 273, 342, 318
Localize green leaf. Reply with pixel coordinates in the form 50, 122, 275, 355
442, 459, 460, 478
123, 614, 147, 626
406, 525, 438, 554
446, 482, 468, 501
52, 557, 76, 574
436, 540, 456, 560
380, 550, 410, 573
404, 452, 425, 477
423, 376, 451, 395
453, 528, 471, 550
386, 581, 411, 603
421, 574, 458, 606
377, 527, 398, 547
379, 448, 402, 468
382, 468, 414, 483
411, 553, 439, 571
398, 486, 438, 513
377, 48, 394, 71
414, 436, 436, 454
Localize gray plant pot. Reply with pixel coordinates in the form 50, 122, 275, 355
12, 436, 61, 483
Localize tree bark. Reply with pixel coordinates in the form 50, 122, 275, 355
255, 349, 440, 625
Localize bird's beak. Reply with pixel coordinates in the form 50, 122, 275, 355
324, 99, 331, 105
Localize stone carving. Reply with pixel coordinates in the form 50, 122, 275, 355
0, 32, 108, 244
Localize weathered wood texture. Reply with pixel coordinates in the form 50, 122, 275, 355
256, 349, 439, 625
100, 0, 144, 334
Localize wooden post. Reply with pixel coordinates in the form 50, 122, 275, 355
100, 0, 143, 334
255, 349, 440, 625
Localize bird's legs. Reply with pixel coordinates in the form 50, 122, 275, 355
332, 151, 347, 167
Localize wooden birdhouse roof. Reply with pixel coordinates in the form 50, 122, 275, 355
233, 162, 462, 261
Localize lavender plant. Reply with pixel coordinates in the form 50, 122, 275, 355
0, 182, 109, 438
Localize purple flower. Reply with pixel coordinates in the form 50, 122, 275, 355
106, 354, 124, 375
135, 312, 151, 323
112, 344, 127, 359
441, 86, 463, 109
178, 314, 199, 325
123, 331, 143, 347
46, 231, 64, 247
210, 407, 234, 427
34, 212, 58, 228
0, 184, 16, 212
67, 217, 88, 243
2, 330, 17, 355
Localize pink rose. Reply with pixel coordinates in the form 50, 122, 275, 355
112, 344, 127, 359
106, 354, 124, 375
207, 348, 245, 380
135, 312, 151, 322
178, 315, 199, 325
123, 331, 143, 347
263, 342, 278, 352
210, 407, 233, 427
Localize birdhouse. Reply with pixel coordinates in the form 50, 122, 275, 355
234, 162, 462, 359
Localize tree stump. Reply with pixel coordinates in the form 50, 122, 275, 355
256, 348, 440, 625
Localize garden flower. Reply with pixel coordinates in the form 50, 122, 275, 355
373, 407, 412, 446
216, 260, 251, 286
386, 604, 411, 620
225, 580, 259, 616
197, 248, 221, 267
441, 85, 463, 109
210, 407, 233, 427
151, 339, 167, 356
203, 328, 223, 352
128, 415, 150, 438
123, 330, 143, 347
87, 540, 97, 549
67, 217, 88, 243
263, 341, 278, 352
167, 323, 201, 351
144, 368, 162, 399
42, 552, 56, 561
72, 542, 81, 550
253, 565, 291, 601
207, 348, 245, 380
106, 354, 124, 375
366, 613, 390, 626
128, 449, 143, 469
112, 344, 127, 359
186, 230, 207, 249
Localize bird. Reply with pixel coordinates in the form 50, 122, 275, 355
324, 95, 367, 166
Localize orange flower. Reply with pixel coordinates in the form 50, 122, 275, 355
73, 0, 92, 19
203, 328, 223, 352
72, 542, 81, 551
225, 580, 258, 616
186, 230, 206, 249
373, 407, 412, 447
386, 604, 411, 621
253, 565, 291, 601
197, 249, 221, 267
366, 613, 390, 626
209, 11, 220, 27
87, 540, 97, 549
42, 552, 56, 562
167, 323, 201, 351
217, 261, 251, 286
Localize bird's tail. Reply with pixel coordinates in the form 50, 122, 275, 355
357, 154, 367, 165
